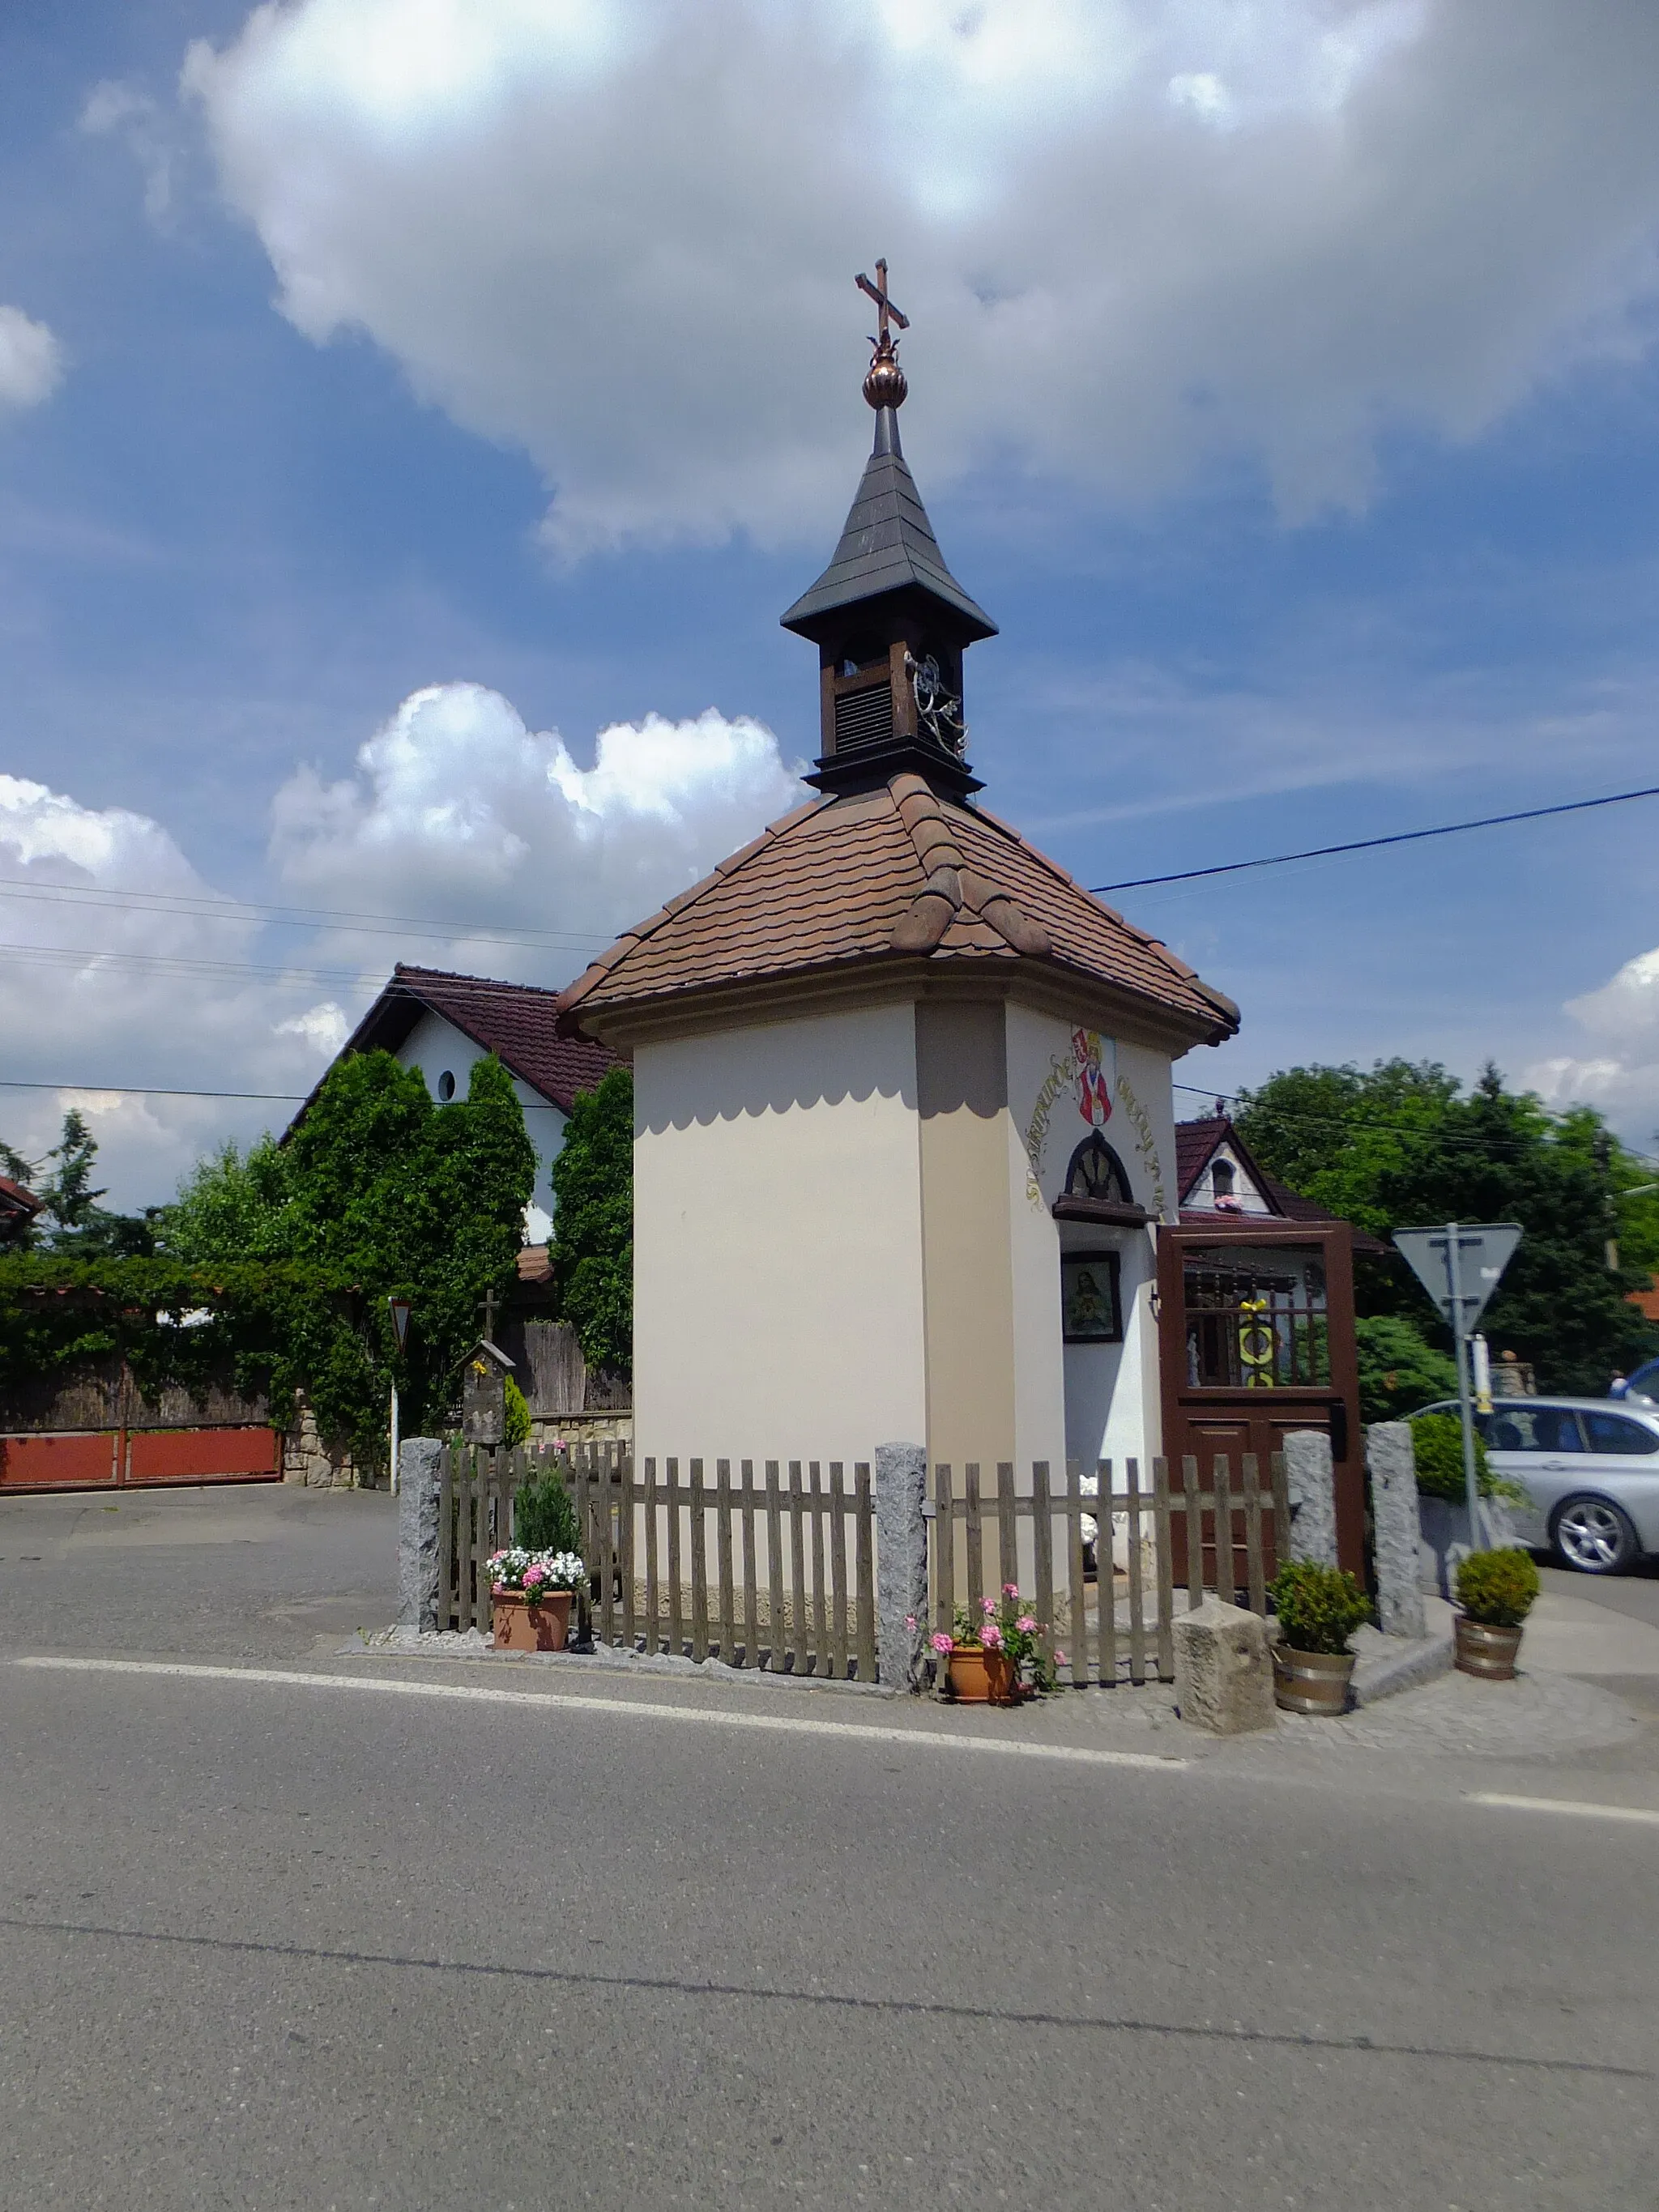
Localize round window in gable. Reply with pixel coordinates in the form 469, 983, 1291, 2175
437, 1070, 456, 1102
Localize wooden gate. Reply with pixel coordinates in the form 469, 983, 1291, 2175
1157, 1220, 1365, 1577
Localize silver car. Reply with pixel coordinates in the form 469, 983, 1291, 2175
1418, 1397, 1659, 1572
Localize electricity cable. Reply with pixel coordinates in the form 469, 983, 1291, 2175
1090, 782, 1659, 894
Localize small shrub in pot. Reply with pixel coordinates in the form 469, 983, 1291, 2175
1267, 1560, 1371, 1715
1452, 1547, 1538, 1680
1269, 1561, 1371, 1653
1454, 1547, 1539, 1626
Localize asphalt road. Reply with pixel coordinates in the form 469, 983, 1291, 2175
0, 1484, 398, 1660
2, 1486, 1657, 2209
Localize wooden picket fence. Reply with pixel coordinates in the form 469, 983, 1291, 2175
437, 1441, 877, 1678
932, 1452, 1290, 1690
439, 1440, 1289, 1691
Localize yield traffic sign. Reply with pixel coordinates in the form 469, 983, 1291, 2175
1392, 1223, 1521, 1332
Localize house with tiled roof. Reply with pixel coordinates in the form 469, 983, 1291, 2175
0, 1174, 43, 1246
558, 287, 1241, 1479
290, 964, 618, 1240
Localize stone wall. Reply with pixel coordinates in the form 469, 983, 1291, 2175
282, 1396, 372, 1489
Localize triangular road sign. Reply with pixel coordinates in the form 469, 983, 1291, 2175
1393, 1223, 1522, 1333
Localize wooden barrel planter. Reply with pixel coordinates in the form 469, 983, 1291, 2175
492, 1590, 574, 1652
947, 1643, 1018, 1705
1454, 1617, 1523, 1681
1271, 1645, 1354, 1717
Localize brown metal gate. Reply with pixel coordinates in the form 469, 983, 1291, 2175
0, 1425, 281, 1492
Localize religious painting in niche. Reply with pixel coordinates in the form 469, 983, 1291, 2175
1061, 1251, 1124, 1345
1064, 1131, 1133, 1206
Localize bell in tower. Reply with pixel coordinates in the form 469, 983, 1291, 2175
780, 262, 997, 799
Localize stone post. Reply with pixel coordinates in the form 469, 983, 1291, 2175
1282, 1430, 1339, 1567
398, 1438, 444, 1632
874, 1442, 928, 1691
1367, 1421, 1426, 1640
1172, 1596, 1276, 1734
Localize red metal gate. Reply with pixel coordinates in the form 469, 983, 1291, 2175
0, 1426, 281, 1492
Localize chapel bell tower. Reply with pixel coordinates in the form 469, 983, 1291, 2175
780, 261, 997, 800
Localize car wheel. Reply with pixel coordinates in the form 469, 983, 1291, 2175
1551, 1494, 1640, 1575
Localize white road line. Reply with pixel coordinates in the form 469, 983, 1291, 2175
1468, 1792, 1659, 1827
11, 1657, 1188, 1771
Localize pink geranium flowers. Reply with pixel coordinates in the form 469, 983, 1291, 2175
940, 1583, 1060, 1693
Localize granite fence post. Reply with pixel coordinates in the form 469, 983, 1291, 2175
1282, 1430, 1339, 1568
1367, 1421, 1427, 1639
874, 1442, 928, 1691
397, 1437, 444, 1632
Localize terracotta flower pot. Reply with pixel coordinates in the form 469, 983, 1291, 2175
947, 1643, 1017, 1705
1454, 1615, 1523, 1681
492, 1588, 573, 1653
1271, 1643, 1355, 1717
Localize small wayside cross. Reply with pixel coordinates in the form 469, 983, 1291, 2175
480, 1286, 498, 1344
855, 258, 910, 344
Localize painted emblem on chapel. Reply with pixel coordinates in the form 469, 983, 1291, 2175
1073, 1028, 1112, 1128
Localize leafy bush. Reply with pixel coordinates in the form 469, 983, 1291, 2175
1269, 1560, 1371, 1655
503, 1375, 532, 1447
1455, 1547, 1539, 1626
1355, 1315, 1457, 1421
512, 1465, 581, 1558
550, 1068, 633, 1378
1410, 1412, 1499, 1501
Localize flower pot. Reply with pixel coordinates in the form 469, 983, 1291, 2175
947, 1643, 1017, 1705
1454, 1615, 1523, 1681
1271, 1643, 1355, 1716
492, 1588, 573, 1653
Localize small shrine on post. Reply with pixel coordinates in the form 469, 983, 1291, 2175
557, 265, 1240, 1480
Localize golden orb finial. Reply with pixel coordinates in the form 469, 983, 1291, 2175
855, 258, 910, 411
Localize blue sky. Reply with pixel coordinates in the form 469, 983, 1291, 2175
4, 0, 1659, 1205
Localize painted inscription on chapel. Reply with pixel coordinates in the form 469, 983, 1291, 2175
1022, 1026, 1166, 1218
1023, 1028, 1115, 1203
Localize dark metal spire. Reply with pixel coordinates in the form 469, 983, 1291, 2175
780, 262, 996, 643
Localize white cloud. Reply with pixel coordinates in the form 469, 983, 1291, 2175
268, 683, 806, 964
1525, 949, 1659, 1129
81, 79, 182, 224
0, 305, 63, 412
182, 0, 1659, 551
0, 693, 804, 1206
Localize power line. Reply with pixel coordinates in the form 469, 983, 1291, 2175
0, 872, 612, 951
1091, 782, 1659, 894
0, 1080, 306, 1101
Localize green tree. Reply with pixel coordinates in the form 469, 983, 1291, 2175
160, 1136, 294, 1264
1354, 1315, 1457, 1423
550, 1067, 633, 1378
39, 1110, 106, 1233
160, 1051, 535, 1471
1235, 1059, 1659, 1396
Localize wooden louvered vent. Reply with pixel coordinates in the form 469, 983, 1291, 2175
834, 680, 893, 754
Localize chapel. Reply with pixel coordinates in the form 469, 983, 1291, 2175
557, 267, 1241, 1477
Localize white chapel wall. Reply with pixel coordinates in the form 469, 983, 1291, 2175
1006, 1008, 1177, 1477
633, 1001, 928, 1464
395, 1008, 565, 1238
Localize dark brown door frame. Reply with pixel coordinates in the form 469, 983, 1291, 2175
1157, 1219, 1366, 1579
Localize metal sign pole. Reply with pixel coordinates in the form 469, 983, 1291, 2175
390, 1380, 400, 1497
1444, 1222, 1485, 1549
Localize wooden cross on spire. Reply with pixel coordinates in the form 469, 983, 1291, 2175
856, 258, 910, 412
855, 258, 910, 344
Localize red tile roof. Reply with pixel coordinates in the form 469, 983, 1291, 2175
0, 1174, 43, 1234
559, 774, 1239, 1042
1175, 1115, 1386, 1252
287, 965, 621, 1139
